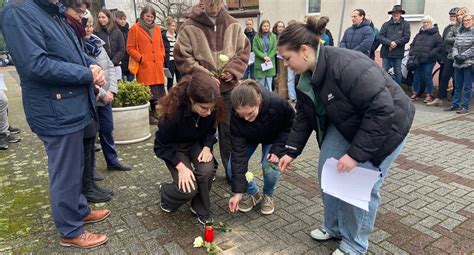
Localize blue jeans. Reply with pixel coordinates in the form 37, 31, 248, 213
412, 62, 435, 94
242, 63, 255, 80
227, 144, 280, 195
97, 103, 120, 166
38, 129, 91, 238
452, 67, 473, 109
382, 57, 402, 85
317, 125, 407, 254
287, 67, 296, 100
257, 77, 273, 92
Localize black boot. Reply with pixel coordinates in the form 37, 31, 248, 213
83, 138, 112, 203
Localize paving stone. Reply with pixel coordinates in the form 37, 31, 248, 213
2, 67, 473, 254
368, 229, 391, 244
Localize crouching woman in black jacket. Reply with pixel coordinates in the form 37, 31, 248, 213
154, 71, 223, 224
273, 17, 415, 255
228, 80, 295, 215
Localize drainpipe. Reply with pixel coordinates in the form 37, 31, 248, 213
337, 0, 346, 47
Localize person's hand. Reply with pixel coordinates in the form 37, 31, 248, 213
197, 146, 213, 163
103, 91, 114, 104
176, 163, 196, 193
229, 193, 243, 213
278, 155, 294, 172
389, 41, 397, 49
90, 65, 106, 87
221, 72, 234, 82
337, 154, 358, 173
264, 56, 271, 62
211, 76, 220, 88
454, 55, 467, 64
267, 153, 279, 164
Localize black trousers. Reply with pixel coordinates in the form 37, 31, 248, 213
218, 91, 232, 179
167, 60, 181, 91
437, 59, 455, 99
161, 142, 215, 217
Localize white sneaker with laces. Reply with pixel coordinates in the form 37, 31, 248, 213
310, 228, 332, 241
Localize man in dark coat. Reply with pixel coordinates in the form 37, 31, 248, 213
340, 9, 375, 56
379, 5, 411, 85
0, 0, 110, 248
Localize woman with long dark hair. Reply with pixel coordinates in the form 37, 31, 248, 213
272, 16, 415, 254
127, 5, 166, 125
154, 71, 223, 224
94, 9, 125, 75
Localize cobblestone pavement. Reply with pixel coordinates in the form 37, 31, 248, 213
0, 66, 473, 254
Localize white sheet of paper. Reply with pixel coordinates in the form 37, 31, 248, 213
114, 66, 122, 81
321, 158, 380, 211
261, 61, 273, 71
164, 68, 173, 79
323, 189, 369, 211
248, 52, 255, 65
0, 74, 6, 91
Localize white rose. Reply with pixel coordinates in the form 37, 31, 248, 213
245, 172, 254, 182
218, 54, 230, 65
193, 236, 204, 248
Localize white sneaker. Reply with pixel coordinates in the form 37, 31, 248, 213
310, 228, 332, 241
332, 248, 348, 255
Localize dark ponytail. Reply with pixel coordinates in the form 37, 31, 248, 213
278, 16, 329, 51
231, 79, 262, 110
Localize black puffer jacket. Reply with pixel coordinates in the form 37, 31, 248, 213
285, 46, 415, 167
230, 89, 295, 193
379, 17, 411, 58
94, 25, 125, 66
116, 22, 130, 73
409, 25, 443, 64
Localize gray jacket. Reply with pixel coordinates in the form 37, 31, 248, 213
446, 23, 461, 60
91, 35, 118, 106
452, 27, 474, 69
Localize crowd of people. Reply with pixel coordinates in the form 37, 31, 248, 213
0, 0, 472, 253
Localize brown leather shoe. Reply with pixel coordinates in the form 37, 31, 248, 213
83, 209, 111, 224
59, 231, 108, 248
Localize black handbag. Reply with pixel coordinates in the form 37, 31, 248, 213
406, 56, 418, 71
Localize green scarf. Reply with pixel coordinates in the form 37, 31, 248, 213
296, 46, 327, 145
138, 19, 155, 37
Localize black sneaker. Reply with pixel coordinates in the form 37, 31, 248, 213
0, 134, 8, 150
7, 133, 20, 143
8, 126, 20, 134
197, 215, 213, 225
444, 106, 460, 112
107, 162, 132, 171
159, 184, 172, 213
456, 108, 469, 114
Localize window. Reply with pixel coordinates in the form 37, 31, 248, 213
226, 0, 258, 10
398, 0, 425, 21
307, 0, 321, 15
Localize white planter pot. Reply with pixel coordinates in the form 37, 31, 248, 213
112, 102, 151, 144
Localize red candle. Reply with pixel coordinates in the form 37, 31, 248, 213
204, 222, 214, 243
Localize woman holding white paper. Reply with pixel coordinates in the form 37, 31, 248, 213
253, 20, 277, 91
269, 16, 415, 255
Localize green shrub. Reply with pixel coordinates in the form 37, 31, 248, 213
112, 80, 152, 108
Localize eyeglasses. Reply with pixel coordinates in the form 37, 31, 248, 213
463, 19, 473, 22
74, 7, 86, 15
